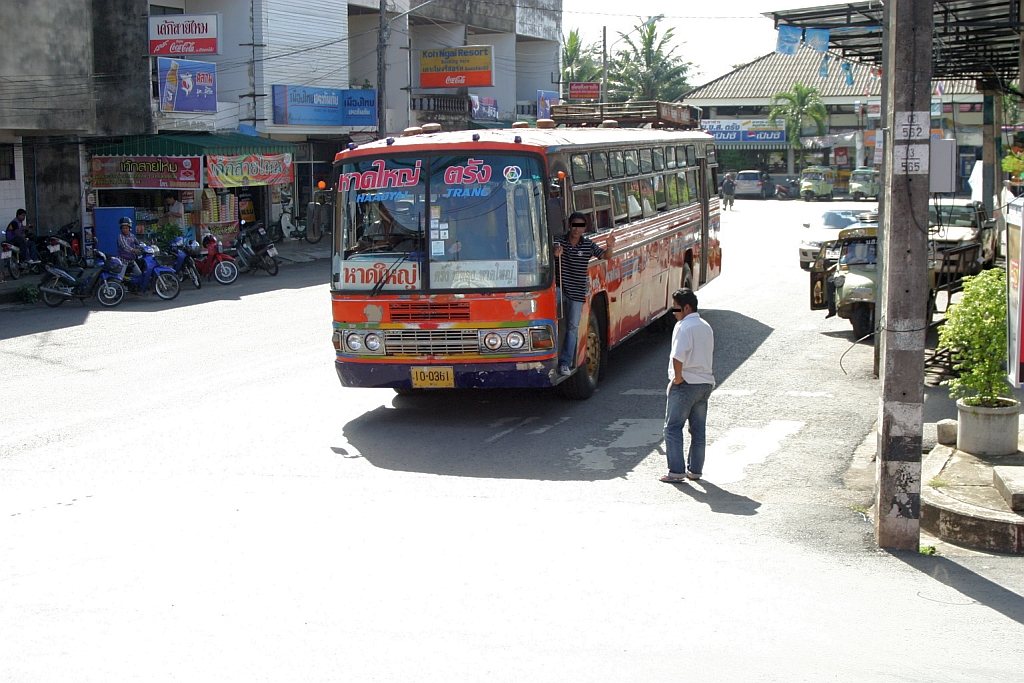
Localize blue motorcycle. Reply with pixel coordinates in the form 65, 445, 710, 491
123, 244, 180, 300
165, 237, 202, 290
37, 250, 125, 307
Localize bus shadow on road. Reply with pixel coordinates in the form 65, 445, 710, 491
341, 309, 773, 481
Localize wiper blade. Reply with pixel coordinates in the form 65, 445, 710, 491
369, 253, 408, 297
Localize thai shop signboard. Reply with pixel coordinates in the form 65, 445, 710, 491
568, 82, 601, 100
419, 46, 493, 88
271, 86, 377, 127
206, 153, 294, 188
158, 58, 217, 113
700, 119, 786, 143
91, 156, 202, 189
470, 95, 499, 120
148, 14, 219, 55
1007, 197, 1024, 387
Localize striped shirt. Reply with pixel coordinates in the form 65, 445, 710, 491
555, 234, 605, 302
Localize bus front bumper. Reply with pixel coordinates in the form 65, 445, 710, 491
335, 359, 561, 389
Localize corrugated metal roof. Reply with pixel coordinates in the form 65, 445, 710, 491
682, 47, 977, 102
90, 133, 298, 157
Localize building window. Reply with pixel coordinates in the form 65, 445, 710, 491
149, 5, 185, 15
0, 145, 14, 181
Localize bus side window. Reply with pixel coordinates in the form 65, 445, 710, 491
666, 147, 676, 169
609, 151, 625, 177
611, 183, 630, 225
592, 152, 610, 181
626, 181, 643, 218
639, 177, 657, 217
592, 186, 612, 231
676, 146, 688, 168
653, 175, 667, 210
624, 150, 639, 176
573, 187, 594, 214
686, 145, 697, 166
653, 147, 665, 171
571, 154, 591, 183
639, 149, 654, 174
665, 174, 680, 208
705, 168, 717, 200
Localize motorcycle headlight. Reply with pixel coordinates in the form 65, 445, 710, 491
346, 333, 363, 351
364, 333, 382, 351
506, 331, 525, 350
483, 332, 502, 351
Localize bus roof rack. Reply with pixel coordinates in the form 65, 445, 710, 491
549, 101, 701, 129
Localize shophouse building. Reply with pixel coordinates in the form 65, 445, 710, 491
681, 47, 982, 193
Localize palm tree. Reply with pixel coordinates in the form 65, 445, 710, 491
561, 29, 601, 100
768, 82, 829, 171
606, 19, 692, 102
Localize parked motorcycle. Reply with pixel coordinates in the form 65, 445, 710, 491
37, 250, 125, 308
122, 244, 180, 300
774, 177, 801, 200
165, 237, 202, 290
195, 234, 238, 284
1, 240, 43, 280
34, 233, 75, 270
233, 221, 279, 276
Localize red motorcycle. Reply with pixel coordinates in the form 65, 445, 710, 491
194, 235, 238, 284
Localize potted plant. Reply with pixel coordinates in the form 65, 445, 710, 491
938, 268, 1020, 455
1002, 150, 1024, 185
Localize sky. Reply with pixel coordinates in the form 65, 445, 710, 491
560, 0, 818, 86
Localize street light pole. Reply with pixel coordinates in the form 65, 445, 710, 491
377, 0, 388, 138
601, 15, 662, 106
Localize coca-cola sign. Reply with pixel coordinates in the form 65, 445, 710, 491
148, 14, 219, 56
419, 46, 493, 88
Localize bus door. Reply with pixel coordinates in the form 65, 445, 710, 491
697, 159, 712, 285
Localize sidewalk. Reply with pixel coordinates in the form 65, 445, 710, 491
0, 236, 332, 305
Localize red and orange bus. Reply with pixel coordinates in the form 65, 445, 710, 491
330, 122, 721, 399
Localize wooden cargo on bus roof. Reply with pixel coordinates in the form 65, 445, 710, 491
549, 100, 701, 129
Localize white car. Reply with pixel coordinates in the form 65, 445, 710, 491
798, 209, 867, 269
733, 170, 774, 199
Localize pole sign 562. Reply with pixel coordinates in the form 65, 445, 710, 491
148, 14, 219, 56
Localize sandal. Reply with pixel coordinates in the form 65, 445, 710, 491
660, 473, 688, 483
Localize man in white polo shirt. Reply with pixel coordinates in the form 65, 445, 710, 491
661, 287, 716, 483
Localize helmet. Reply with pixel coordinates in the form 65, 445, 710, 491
142, 244, 158, 255
201, 234, 217, 247
186, 239, 202, 257
169, 236, 184, 248
119, 216, 133, 226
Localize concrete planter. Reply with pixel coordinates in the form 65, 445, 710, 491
957, 399, 1021, 456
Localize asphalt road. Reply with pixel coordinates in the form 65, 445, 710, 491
2, 201, 1022, 682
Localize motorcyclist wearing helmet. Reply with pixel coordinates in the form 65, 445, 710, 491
117, 216, 143, 277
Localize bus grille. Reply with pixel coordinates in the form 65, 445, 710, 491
389, 301, 472, 321
384, 329, 479, 355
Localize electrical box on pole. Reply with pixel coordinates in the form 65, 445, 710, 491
929, 139, 957, 194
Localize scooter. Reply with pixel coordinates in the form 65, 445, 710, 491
232, 221, 279, 276
195, 234, 238, 284
774, 177, 801, 200
122, 244, 180, 300
35, 233, 75, 270
1, 240, 43, 280
166, 236, 202, 290
37, 250, 125, 308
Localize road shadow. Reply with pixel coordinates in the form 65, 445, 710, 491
0, 259, 331, 341
668, 479, 761, 515
891, 551, 1024, 627
343, 309, 773, 481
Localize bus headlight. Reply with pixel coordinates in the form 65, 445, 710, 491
483, 332, 503, 351
364, 333, 382, 351
531, 327, 554, 350
346, 333, 363, 351
506, 331, 525, 349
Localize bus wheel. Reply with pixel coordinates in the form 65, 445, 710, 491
851, 304, 873, 340
562, 310, 603, 400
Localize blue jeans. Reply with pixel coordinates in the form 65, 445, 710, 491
664, 382, 714, 475
557, 289, 584, 367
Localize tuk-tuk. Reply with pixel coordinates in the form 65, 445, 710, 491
800, 166, 835, 201
809, 226, 877, 338
848, 167, 880, 201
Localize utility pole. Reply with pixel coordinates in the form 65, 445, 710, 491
377, 0, 388, 138
601, 26, 607, 104
875, 0, 933, 550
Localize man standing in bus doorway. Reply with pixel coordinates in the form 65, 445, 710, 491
553, 212, 614, 376
661, 288, 715, 483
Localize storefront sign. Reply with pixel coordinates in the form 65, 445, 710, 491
420, 46, 493, 88
866, 99, 882, 118
148, 14, 219, 56
206, 153, 294, 188
429, 260, 518, 289
158, 58, 217, 113
271, 86, 377, 127
700, 119, 786, 143
568, 82, 601, 100
833, 148, 849, 166
470, 95, 499, 120
537, 90, 559, 119
1007, 197, 1024, 386
91, 155, 202, 189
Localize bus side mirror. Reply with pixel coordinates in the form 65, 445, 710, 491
547, 198, 567, 237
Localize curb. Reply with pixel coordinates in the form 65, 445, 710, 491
920, 445, 1024, 554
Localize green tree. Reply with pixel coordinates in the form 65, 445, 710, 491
768, 81, 829, 171
606, 18, 692, 102
561, 29, 601, 100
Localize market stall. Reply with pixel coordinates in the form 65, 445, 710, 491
89, 133, 297, 247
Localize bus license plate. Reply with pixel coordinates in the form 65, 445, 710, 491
411, 366, 454, 388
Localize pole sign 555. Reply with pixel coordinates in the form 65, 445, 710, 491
148, 14, 219, 56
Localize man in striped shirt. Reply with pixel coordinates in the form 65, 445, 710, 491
553, 212, 615, 376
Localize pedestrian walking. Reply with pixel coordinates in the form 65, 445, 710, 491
553, 212, 614, 376
661, 287, 715, 484
721, 174, 736, 211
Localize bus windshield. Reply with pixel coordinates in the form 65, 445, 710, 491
334, 154, 550, 292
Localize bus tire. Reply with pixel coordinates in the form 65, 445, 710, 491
561, 310, 603, 400
851, 304, 873, 340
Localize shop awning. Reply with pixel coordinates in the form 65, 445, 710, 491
714, 142, 791, 150
90, 132, 297, 157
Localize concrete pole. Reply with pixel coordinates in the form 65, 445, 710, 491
874, 1, 891, 379
983, 90, 996, 215
601, 26, 607, 105
875, 0, 932, 550
377, 0, 388, 138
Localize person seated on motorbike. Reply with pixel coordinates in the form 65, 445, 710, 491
117, 216, 143, 278
6, 209, 41, 263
